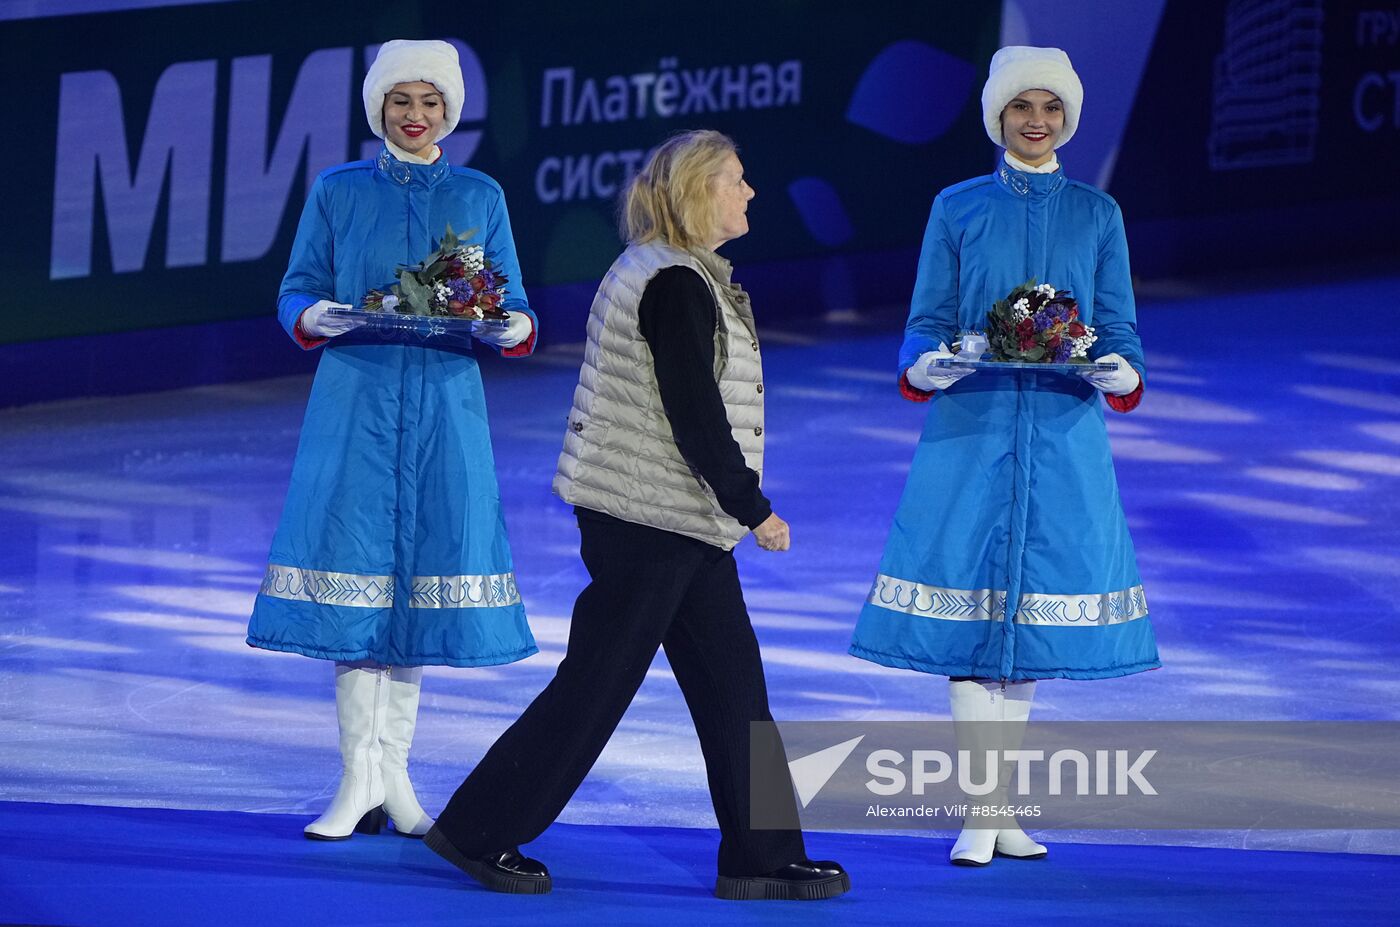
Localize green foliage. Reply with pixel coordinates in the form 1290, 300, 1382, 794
396, 272, 433, 314
358, 225, 491, 317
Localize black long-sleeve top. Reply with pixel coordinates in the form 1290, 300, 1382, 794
637, 266, 772, 530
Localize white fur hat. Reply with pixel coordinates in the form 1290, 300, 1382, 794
362, 39, 463, 142
981, 46, 1082, 148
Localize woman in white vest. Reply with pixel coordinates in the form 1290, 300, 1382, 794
423, 130, 849, 901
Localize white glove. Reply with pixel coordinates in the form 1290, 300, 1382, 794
473, 312, 533, 349
297, 300, 361, 338
905, 343, 978, 392
1080, 352, 1140, 396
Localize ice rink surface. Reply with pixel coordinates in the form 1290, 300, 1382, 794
3, 273, 1398, 856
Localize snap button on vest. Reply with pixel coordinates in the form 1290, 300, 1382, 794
750, 340, 758, 351
573, 421, 583, 433
756, 383, 763, 393
754, 426, 763, 436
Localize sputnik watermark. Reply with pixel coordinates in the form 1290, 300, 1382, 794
864, 748, 1157, 796
753, 721, 1400, 831
788, 735, 866, 808
864, 803, 1043, 818
784, 742, 1156, 809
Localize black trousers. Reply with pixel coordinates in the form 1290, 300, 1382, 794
434, 508, 806, 876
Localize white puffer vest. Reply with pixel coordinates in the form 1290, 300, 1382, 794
553, 240, 765, 550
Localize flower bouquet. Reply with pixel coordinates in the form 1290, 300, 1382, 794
937, 280, 1114, 373
326, 226, 510, 339
984, 280, 1093, 363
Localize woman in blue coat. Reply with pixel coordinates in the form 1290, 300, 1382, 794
848, 46, 1159, 865
245, 40, 539, 841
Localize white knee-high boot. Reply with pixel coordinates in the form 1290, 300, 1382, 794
304, 664, 388, 840
380, 665, 434, 837
947, 679, 1048, 866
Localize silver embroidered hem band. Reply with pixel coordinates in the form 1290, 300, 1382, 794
261, 566, 522, 610
868, 574, 1147, 626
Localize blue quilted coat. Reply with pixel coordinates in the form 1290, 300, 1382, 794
849, 163, 1160, 681
246, 149, 538, 668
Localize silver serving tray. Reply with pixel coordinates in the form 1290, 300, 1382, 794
934, 356, 1118, 373
325, 307, 509, 338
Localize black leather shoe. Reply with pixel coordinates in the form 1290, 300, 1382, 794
714, 859, 850, 901
423, 826, 551, 894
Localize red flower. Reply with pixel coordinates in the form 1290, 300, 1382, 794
479, 292, 501, 309
445, 259, 467, 279
447, 299, 468, 316
1068, 321, 1087, 338
1047, 334, 1062, 349
470, 274, 487, 292
1015, 318, 1035, 338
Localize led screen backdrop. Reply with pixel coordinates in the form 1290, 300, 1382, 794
6, 0, 1394, 353
0, 0, 1001, 344
1105, 0, 1400, 275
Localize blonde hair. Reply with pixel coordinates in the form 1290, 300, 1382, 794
621, 129, 737, 247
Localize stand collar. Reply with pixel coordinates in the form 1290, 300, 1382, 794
375, 146, 452, 188
995, 160, 1068, 199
